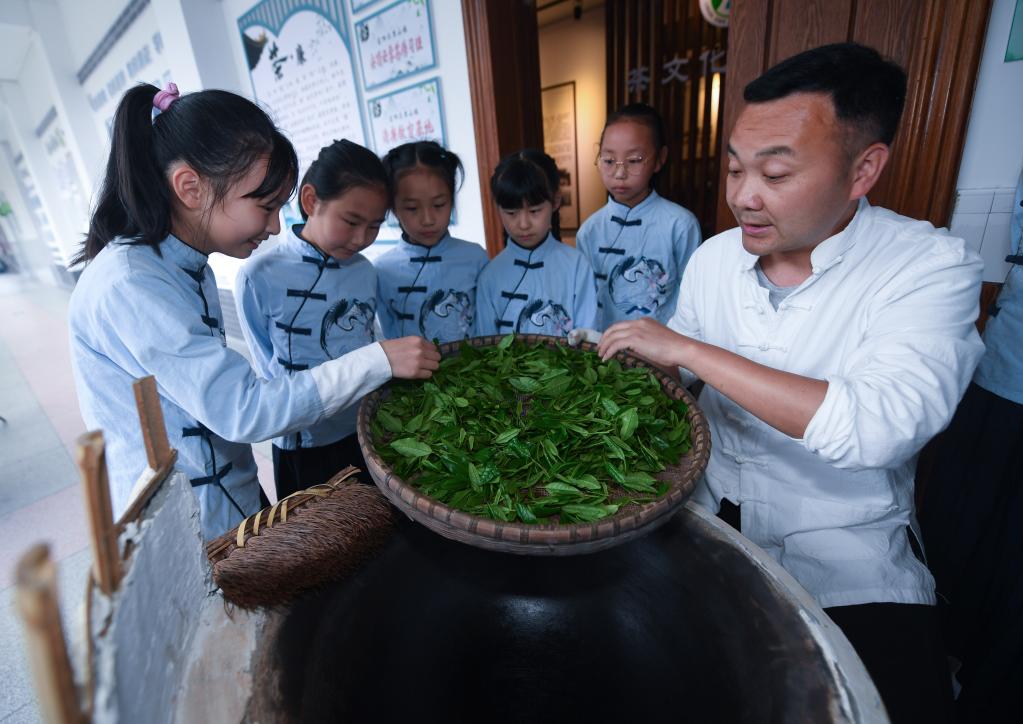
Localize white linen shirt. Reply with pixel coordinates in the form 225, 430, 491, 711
670, 199, 985, 608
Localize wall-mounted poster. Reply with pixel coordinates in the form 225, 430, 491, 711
356, 0, 436, 90
367, 77, 445, 153
541, 82, 580, 230
238, 0, 367, 190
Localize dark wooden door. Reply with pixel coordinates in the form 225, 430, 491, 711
606, 1, 729, 239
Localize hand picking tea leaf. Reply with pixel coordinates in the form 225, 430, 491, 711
371, 337, 691, 525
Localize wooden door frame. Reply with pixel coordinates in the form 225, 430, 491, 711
461, 0, 545, 258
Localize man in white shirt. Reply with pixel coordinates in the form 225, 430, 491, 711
598, 43, 983, 723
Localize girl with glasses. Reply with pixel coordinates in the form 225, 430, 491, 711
576, 103, 701, 330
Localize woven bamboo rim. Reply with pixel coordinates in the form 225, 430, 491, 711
206, 466, 363, 563
357, 334, 711, 555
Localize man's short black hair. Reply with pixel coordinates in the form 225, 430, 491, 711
744, 42, 907, 148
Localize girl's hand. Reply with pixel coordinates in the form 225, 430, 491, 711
381, 337, 441, 379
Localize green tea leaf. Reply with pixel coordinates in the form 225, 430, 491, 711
561, 503, 619, 522
509, 376, 540, 393
376, 409, 404, 433
494, 428, 521, 444
497, 333, 515, 350
516, 502, 538, 524
619, 408, 639, 439
604, 461, 626, 484
405, 413, 425, 434
390, 438, 432, 458
544, 481, 584, 497
468, 462, 482, 489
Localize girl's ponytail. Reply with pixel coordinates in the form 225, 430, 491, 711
75, 83, 298, 267
78, 84, 169, 265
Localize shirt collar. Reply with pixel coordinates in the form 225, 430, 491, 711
161, 233, 208, 274
287, 224, 325, 257
400, 231, 450, 254
607, 188, 660, 219
738, 197, 870, 274
506, 232, 555, 256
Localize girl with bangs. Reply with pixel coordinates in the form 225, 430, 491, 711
475, 149, 597, 338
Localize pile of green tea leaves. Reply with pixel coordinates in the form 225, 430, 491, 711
371, 334, 691, 525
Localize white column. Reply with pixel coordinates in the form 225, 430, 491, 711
0, 81, 83, 275
25, 0, 107, 197
0, 139, 51, 278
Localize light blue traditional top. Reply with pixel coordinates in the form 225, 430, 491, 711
576, 189, 701, 330
234, 225, 378, 449
69, 235, 325, 540
475, 233, 597, 337
974, 168, 1023, 405
373, 233, 488, 342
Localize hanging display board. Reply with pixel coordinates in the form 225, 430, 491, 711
366, 77, 445, 150
355, 0, 437, 90
541, 82, 580, 231
232, 0, 450, 249
238, 0, 367, 178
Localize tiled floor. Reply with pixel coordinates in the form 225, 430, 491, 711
0, 273, 274, 722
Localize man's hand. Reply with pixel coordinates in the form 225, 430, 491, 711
597, 318, 690, 368
599, 318, 827, 438
380, 337, 441, 379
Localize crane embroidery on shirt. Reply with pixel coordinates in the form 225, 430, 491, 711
320, 298, 377, 357
608, 256, 670, 315
516, 299, 573, 336
419, 289, 474, 339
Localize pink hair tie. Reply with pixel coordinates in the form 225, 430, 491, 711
153, 82, 180, 113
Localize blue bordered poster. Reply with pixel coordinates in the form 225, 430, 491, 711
367, 77, 445, 154
237, 0, 367, 179
355, 0, 436, 90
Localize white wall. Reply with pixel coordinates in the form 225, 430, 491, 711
539, 6, 607, 238
950, 0, 1023, 282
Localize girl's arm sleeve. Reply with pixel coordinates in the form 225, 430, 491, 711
102, 273, 391, 443
232, 269, 275, 379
